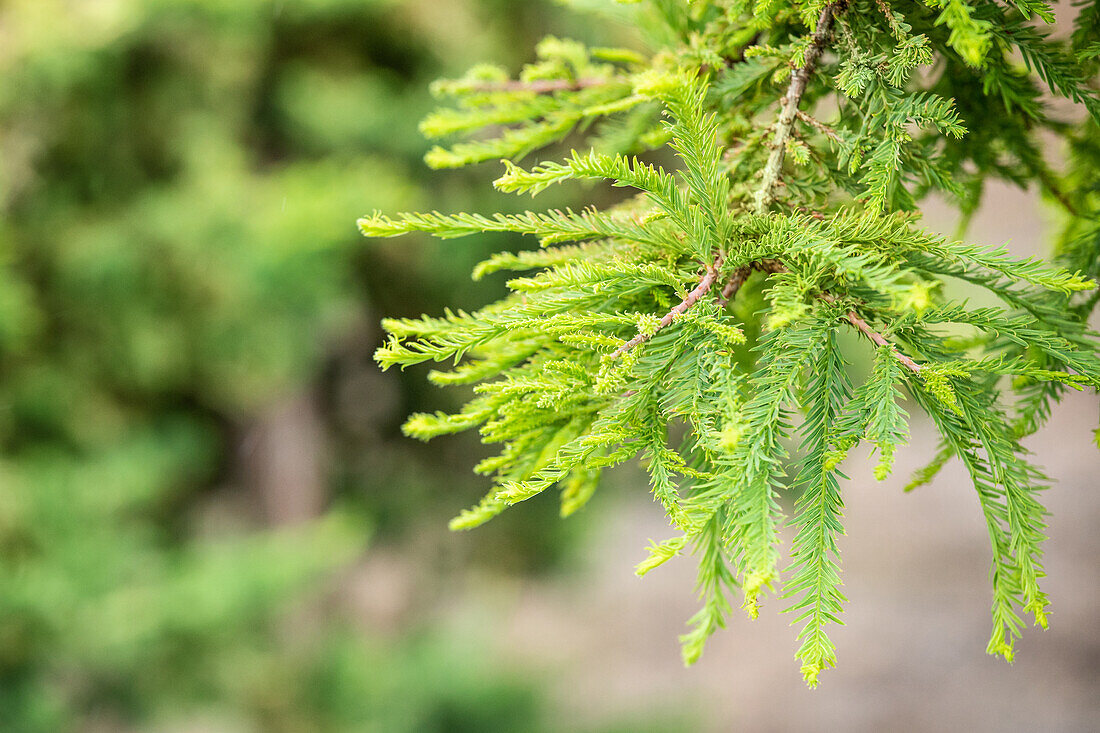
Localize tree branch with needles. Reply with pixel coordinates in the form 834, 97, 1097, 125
467, 78, 611, 94
754, 3, 840, 215
611, 5, 841, 361
611, 0, 921, 376
610, 260, 722, 359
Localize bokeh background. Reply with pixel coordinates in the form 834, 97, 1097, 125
0, 1, 1096, 731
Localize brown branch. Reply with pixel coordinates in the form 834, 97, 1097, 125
843, 310, 923, 373
874, 0, 901, 34
756, 258, 788, 274
753, 3, 839, 214
709, 5, 917, 374
610, 261, 722, 359
718, 258, 924, 374
717, 259, 788, 307
818, 293, 923, 374
717, 266, 752, 307
468, 78, 609, 94
794, 109, 843, 145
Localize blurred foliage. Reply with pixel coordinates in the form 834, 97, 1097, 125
0, 0, 670, 730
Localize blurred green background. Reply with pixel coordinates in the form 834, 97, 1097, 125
0, 1, 679, 731
1, 2, 1098, 732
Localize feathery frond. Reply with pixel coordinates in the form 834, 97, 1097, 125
362, 0, 1100, 684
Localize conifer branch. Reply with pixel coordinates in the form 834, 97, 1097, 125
815, 275, 924, 375
837, 304, 924, 374
753, 3, 839, 214
364, 0, 1100, 683
755, 252, 923, 376
1036, 166, 1080, 218
467, 78, 611, 94
718, 259, 786, 306
795, 109, 843, 145
717, 265, 752, 307
722, 258, 924, 374
610, 259, 722, 359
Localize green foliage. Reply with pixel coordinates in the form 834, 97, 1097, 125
1, 0, 675, 730
783, 325, 850, 686
365, 0, 1100, 686
0, 2, 405, 725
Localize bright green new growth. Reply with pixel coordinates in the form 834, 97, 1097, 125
361, 0, 1100, 686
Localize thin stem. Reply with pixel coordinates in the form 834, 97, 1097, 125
717, 265, 753, 307
819, 293, 923, 373
717, 259, 786, 306
723, 258, 924, 374
795, 109, 843, 145
753, 4, 838, 215
1035, 165, 1080, 218
736, 6, 919, 372
843, 310, 922, 373
611, 260, 722, 359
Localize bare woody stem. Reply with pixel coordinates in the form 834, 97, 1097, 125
468, 78, 608, 94
718, 259, 786, 305
817, 292, 922, 373
795, 110, 843, 145
1036, 165, 1080, 218
753, 4, 838, 215
725, 10, 838, 306
610, 263, 721, 359
717, 265, 753, 307
818, 290, 926, 376
842, 309, 924, 373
